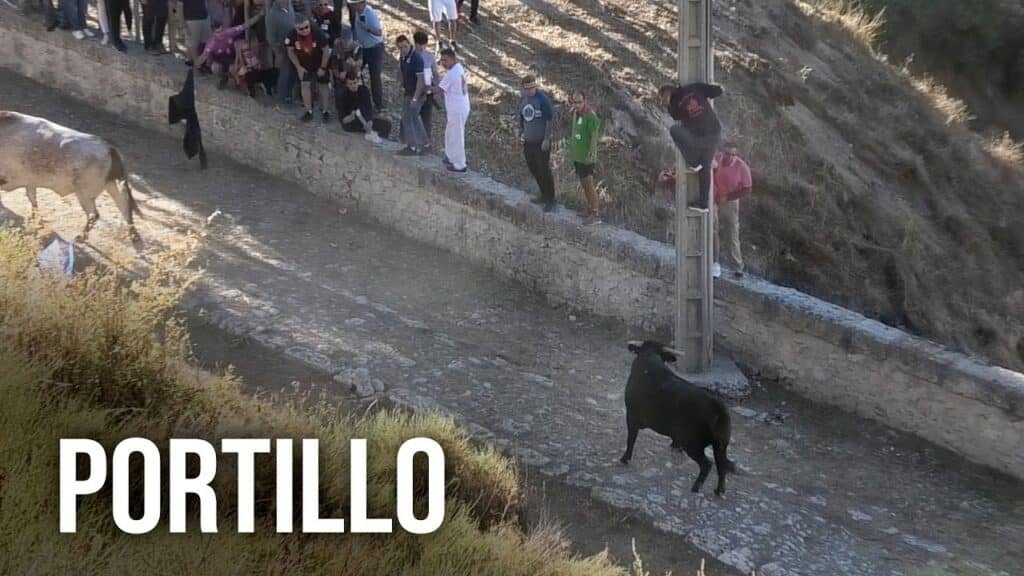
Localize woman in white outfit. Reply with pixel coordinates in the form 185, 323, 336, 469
436, 47, 470, 172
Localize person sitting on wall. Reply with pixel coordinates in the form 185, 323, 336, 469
194, 11, 266, 90
335, 71, 390, 143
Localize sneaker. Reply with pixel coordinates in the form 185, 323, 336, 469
451, 40, 459, 52
734, 270, 745, 279
72, 30, 85, 40
322, 110, 331, 122
684, 164, 703, 174
396, 147, 419, 156
446, 164, 467, 173
83, 28, 95, 38
712, 263, 722, 278
112, 41, 127, 53
582, 212, 602, 226
364, 132, 383, 144
530, 196, 547, 205
301, 110, 314, 122
101, 34, 110, 45
542, 201, 556, 213
470, 14, 480, 24
442, 155, 453, 167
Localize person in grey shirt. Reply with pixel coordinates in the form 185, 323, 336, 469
517, 75, 556, 211
266, 0, 298, 103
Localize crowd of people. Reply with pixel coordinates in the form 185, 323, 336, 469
40, 0, 753, 268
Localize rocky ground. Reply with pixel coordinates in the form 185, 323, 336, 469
2, 69, 1023, 576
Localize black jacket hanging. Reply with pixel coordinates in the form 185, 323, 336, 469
168, 69, 208, 169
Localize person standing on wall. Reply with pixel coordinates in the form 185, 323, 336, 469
179, 0, 213, 65
658, 81, 723, 211
436, 47, 470, 172
266, 0, 297, 102
346, 0, 385, 111
142, 0, 170, 54
414, 30, 440, 150
396, 34, 429, 156
286, 15, 333, 122
518, 75, 556, 212
712, 142, 751, 278
568, 89, 601, 225
456, 0, 478, 25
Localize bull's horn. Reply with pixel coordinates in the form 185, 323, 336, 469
661, 346, 686, 358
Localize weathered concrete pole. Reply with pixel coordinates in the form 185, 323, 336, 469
674, 0, 714, 372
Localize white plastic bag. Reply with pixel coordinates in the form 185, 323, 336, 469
37, 236, 75, 277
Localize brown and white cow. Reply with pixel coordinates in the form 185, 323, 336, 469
0, 110, 140, 242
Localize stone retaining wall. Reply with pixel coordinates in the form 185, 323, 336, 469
2, 9, 1021, 480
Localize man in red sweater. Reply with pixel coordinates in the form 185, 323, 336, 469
712, 142, 751, 278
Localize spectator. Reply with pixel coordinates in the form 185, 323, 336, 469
658, 82, 724, 211
329, 27, 362, 84
142, 0, 170, 54
98, 0, 130, 51
414, 30, 440, 149
336, 74, 388, 143
234, 36, 278, 97
517, 75, 556, 212
428, 0, 458, 50
568, 89, 601, 225
285, 15, 333, 122
712, 143, 751, 278
266, 0, 297, 103
195, 12, 265, 90
62, 0, 90, 40
179, 0, 213, 66
312, 0, 342, 44
456, 0, 478, 25
208, 0, 234, 28
396, 34, 429, 155
346, 0, 384, 111
436, 47, 469, 172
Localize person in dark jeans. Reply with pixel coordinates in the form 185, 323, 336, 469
517, 75, 556, 212
106, 0, 132, 51
346, 0, 384, 110
456, 0, 479, 24
142, 0, 170, 53
658, 82, 724, 211
414, 30, 440, 148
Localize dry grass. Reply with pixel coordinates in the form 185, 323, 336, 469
0, 226, 632, 576
796, 0, 887, 48
985, 131, 1024, 168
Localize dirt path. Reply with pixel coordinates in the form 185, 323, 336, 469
1, 69, 1022, 576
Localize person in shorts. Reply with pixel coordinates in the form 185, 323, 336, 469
427, 0, 458, 50
286, 15, 332, 122
568, 89, 601, 225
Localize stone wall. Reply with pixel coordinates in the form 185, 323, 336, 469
2, 9, 1022, 480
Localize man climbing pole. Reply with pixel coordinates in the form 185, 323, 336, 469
658, 82, 723, 211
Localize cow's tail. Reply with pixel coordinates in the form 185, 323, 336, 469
107, 146, 142, 219
710, 403, 744, 475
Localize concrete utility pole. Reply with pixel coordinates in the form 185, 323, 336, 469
674, 0, 714, 372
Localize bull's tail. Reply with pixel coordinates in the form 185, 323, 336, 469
107, 146, 142, 218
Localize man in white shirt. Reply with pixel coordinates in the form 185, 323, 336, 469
436, 48, 471, 172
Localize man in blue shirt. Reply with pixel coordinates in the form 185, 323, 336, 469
517, 75, 556, 211
346, 0, 385, 111
396, 34, 428, 155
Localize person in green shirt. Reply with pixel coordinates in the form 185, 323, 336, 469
568, 89, 601, 225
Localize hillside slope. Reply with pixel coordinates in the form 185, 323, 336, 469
374, 0, 1024, 370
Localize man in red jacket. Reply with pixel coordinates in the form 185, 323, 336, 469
712, 142, 751, 278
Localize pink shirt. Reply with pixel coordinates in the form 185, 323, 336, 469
713, 153, 752, 203
202, 25, 245, 58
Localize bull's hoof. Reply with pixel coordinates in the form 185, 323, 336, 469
127, 227, 141, 243
714, 487, 726, 498
690, 484, 702, 493
619, 455, 630, 465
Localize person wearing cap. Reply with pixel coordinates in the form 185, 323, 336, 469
517, 75, 556, 212
346, 0, 385, 111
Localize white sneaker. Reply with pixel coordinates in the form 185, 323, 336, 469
712, 263, 722, 278
685, 164, 703, 173
72, 30, 86, 40
83, 28, 96, 38
364, 132, 382, 144
101, 34, 110, 45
